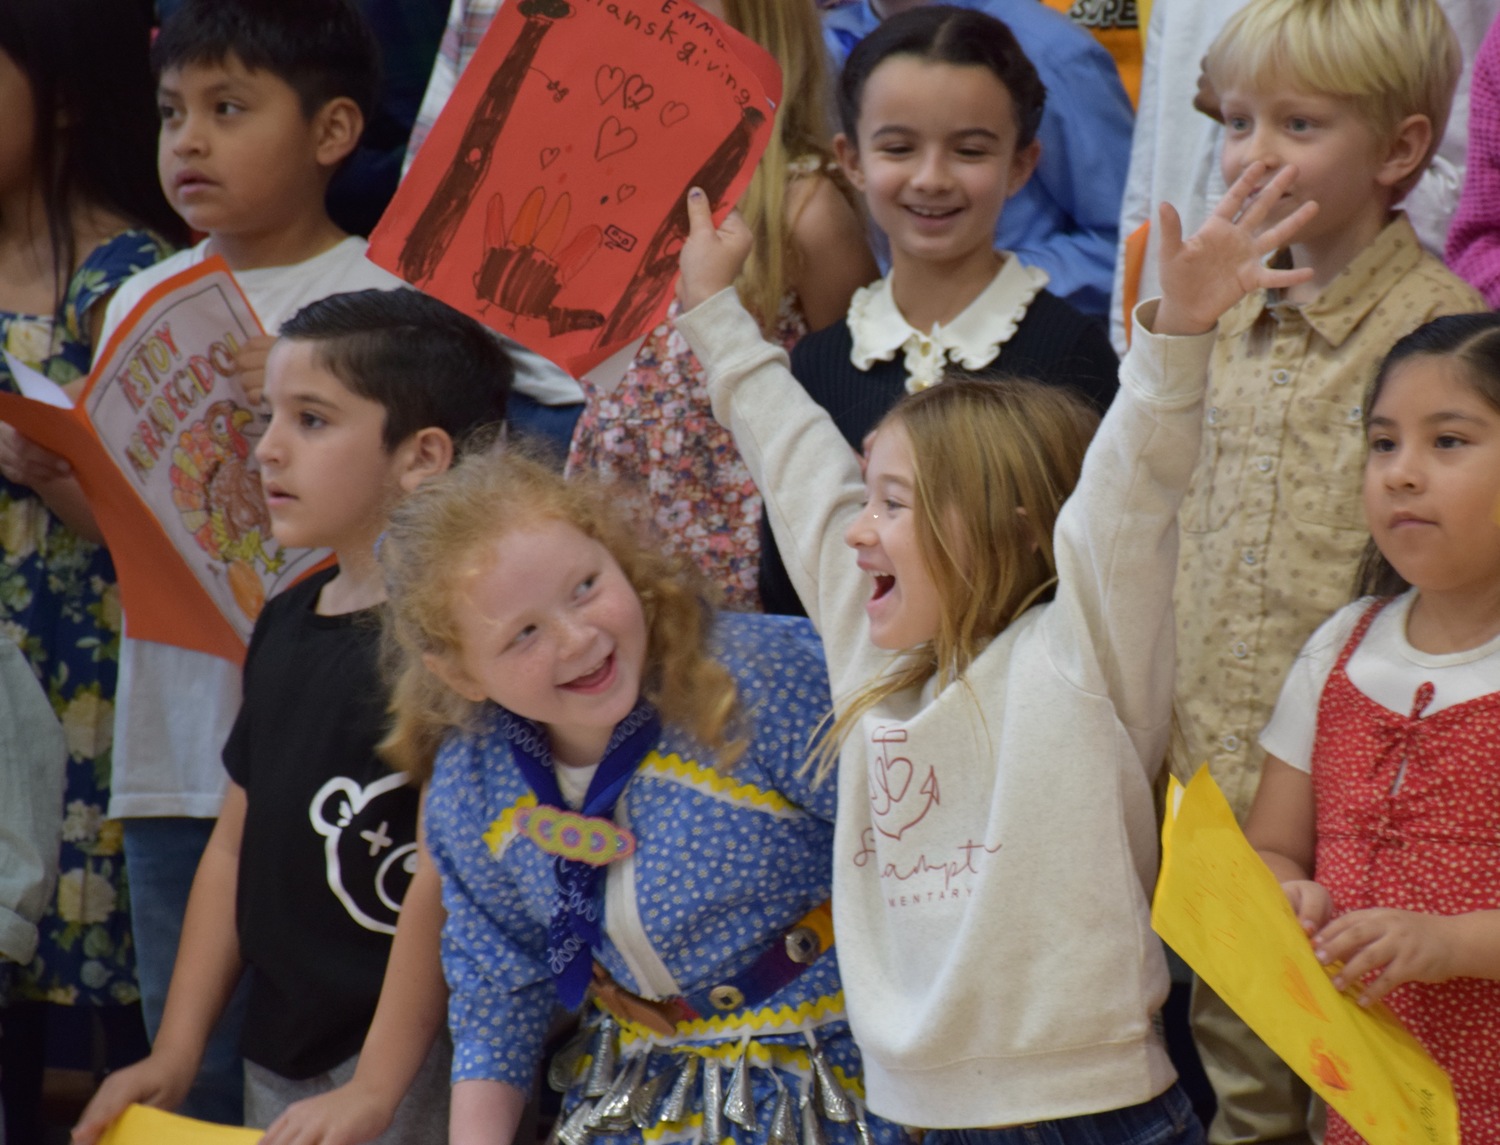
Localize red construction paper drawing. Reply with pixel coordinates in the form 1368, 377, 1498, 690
368, 0, 781, 377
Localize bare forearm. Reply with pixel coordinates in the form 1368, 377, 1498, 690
347, 856, 448, 1104
449, 1079, 527, 1145
151, 794, 247, 1070
1442, 910, 1500, 981
1254, 848, 1311, 886
32, 475, 104, 544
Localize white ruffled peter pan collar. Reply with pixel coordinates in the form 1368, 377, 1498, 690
847, 256, 1049, 393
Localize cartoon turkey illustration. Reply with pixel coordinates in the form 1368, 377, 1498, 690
169, 400, 282, 616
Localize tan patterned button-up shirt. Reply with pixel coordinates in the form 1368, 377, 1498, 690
1173, 215, 1486, 818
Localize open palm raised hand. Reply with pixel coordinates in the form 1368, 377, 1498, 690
1154, 162, 1319, 336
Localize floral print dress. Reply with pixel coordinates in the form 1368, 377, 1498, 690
0, 228, 173, 1007
566, 296, 807, 612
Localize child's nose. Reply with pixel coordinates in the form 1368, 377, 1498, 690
171, 113, 208, 155
910, 150, 951, 192
843, 505, 877, 549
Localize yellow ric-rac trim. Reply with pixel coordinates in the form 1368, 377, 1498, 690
613, 991, 847, 1046
482, 793, 538, 857
639, 752, 803, 816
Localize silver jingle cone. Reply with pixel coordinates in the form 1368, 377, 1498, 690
658, 1054, 700, 1125
591, 1053, 647, 1130
631, 1063, 673, 1129
854, 1111, 875, 1145
769, 1084, 799, 1145
804, 1037, 854, 1124
723, 1037, 756, 1130
549, 1024, 594, 1093
583, 1017, 621, 1098
800, 1080, 827, 1145
702, 1056, 726, 1144
558, 1100, 596, 1145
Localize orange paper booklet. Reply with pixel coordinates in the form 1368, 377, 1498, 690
369, 0, 782, 377
1153, 769, 1457, 1145
0, 258, 327, 664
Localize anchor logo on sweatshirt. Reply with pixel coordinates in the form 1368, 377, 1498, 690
868, 727, 940, 840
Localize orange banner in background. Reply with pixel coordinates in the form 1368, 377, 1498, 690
369, 0, 781, 378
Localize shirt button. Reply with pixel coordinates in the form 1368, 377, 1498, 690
1207, 406, 1220, 425
1348, 406, 1363, 421
1231, 641, 1249, 658
1257, 456, 1274, 473
1221, 734, 1241, 752
1272, 369, 1290, 385
1243, 549, 1258, 565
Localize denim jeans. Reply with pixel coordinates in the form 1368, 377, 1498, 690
928, 1083, 1205, 1145
123, 818, 251, 1125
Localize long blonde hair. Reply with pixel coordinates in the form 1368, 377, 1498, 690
724, 0, 851, 330
380, 447, 743, 781
815, 378, 1099, 780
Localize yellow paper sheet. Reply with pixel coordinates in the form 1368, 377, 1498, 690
1152, 768, 1456, 1145
98, 1104, 263, 1144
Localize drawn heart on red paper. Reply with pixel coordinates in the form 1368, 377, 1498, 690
595, 65, 625, 104
660, 101, 690, 127
621, 75, 654, 110
595, 116, 637, 160
617, 184, 637, 202
539, 147, 560, 169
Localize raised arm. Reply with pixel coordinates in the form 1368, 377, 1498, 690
675, 191, 870, 662
1046, 163, 1318, 739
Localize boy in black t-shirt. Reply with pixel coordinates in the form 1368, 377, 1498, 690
76, 289, 512, 1144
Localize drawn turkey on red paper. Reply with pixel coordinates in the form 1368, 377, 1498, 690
868, 727, 940, 841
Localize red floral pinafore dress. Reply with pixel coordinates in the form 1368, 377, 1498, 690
1311, 597, 1500, 1144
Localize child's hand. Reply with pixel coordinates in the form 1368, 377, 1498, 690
1313, 908, 1454, 1005
71, 1054, 193, 1144
234, 333, 278, 407
0, 423, 71, 487
1153, 162, 1318, 336
677, 187, 752, 313
261, 1079, 397, 1145
1281, 879, 1333, 936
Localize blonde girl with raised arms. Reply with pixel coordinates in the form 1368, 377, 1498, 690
672, 151, 1318, 1141
377, 450, 910, 1145
1244, 312, 1500, 1145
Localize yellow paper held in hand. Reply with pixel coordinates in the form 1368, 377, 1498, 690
98, 1104, 263, 1144
1152, 768, 1456, 1145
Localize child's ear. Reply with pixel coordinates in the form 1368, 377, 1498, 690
834, 133, 866, 193
1377, 113, 1433, 192
422, 651, 487, 704
1007, 139, 1042, 196
312, 96, 364, 169
396, 427, 455, 493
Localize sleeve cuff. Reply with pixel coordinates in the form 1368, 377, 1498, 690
1122, 298, 1216, 411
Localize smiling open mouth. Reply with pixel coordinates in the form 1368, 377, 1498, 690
563, 653, 615, 691
871, 574, 895, 601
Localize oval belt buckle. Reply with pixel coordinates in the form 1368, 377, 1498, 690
784, 925, 819, 965
709, 985, 745, 1011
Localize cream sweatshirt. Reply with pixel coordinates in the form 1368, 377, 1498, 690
676, 290, 1212, 1128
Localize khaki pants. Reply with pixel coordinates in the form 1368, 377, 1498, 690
1190, 978, 1323, 1145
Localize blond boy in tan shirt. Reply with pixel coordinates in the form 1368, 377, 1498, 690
1173, 0, 1485, 1140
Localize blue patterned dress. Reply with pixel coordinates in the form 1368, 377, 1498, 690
0, 228, 174, 1007
426, 612, 909, 1145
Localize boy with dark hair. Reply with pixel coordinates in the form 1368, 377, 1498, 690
89, 0, 407, 1122
73, 288, 511, 1144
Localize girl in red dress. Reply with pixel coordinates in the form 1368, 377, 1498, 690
1246, 312, 1500, 1144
